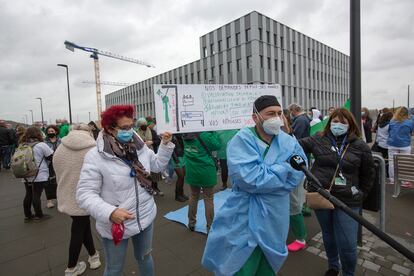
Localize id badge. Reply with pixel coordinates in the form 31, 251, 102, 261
335, 173, 347, 186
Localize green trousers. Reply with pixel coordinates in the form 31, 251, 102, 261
290, 213, 307, 240
235, 247, 275, 276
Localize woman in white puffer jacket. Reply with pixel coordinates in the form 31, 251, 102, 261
76, 105, 174, 276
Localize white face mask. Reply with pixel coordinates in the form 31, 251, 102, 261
254, 105, 282, 136
263, 116, 283, 135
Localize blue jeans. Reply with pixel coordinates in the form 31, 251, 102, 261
101, 223, 154, 276
315, 207, 360, 276
0, 145, 12, 169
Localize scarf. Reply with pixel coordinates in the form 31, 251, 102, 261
102, 131, 154, 195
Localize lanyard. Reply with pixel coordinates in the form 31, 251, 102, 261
329, 135, 347, 172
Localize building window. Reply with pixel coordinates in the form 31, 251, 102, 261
280, 36, 284, 49
247, 56, 252, 69
259, 55, 263, 68
191, 73, 194, 83
312, 49, 315, 59
308, 68, 311, 78
211, 66, 215, 77
227, 61, 232, 73
179, 77, 182, 84
226, 36, 231, 48
236, 59, 241, 71
281, 60, 284, 72
308, 47, 310, 57
236, 32, 240, 45
274, 59, 278, 71
219, 64, 223, 75
282, 85, 285, 97
197, 71, 200, 80
273, 34, 277, 46
292, 41, 295, 53
316, 51, 319, 61
185, 75, 188, 84
313, 69, 315, 79
293, 64, 296, 75
266, 31, 270, 43
259, 28, 262, 40
245, 28, 251, 41
317, 71, 319, 80
267, 57, 271, 70
203, 47, 207, 58
218, 40, 222, 52
174, 78, 177, 83
204, 69, 207, 79
294, 87, 297, 98
210, 43, 215, 55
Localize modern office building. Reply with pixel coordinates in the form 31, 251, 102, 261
105, 11, 349, 118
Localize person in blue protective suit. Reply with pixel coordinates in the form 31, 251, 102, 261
202, 95, 307, 276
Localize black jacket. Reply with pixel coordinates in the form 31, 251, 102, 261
299, 132, 375, 207
363, 117, 373, 143
0, 126, 16, 147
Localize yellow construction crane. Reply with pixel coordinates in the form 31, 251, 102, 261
64, 40, 154, 117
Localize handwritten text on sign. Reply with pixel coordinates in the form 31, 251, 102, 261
154, 84, 282, 134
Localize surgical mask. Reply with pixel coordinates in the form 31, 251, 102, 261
263, 117, 283, 135
117, 129, 134, 143
330, 122, 349, 137
361, 111, 366, 116
47, 133, 56, 138
140, 125, 147, 131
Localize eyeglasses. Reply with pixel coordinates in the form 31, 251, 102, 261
115, 125, 134, 131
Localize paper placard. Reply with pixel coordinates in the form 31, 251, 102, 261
154, 84, 282, 134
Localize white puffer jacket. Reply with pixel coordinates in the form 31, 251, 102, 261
76, 132, 174, 239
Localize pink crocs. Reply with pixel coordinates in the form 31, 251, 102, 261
287, 240, 306, 252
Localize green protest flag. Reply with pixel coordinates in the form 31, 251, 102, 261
310, 99, 350, 136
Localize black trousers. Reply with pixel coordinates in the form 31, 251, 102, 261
68, 216, 96, 268
175, 167, 186, 195
44, 178, 57, 200
219, 159, 229, 186
376, 145, 389, 177
23, 181, 46, 218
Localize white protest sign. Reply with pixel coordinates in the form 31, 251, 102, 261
154, 84, 282, 134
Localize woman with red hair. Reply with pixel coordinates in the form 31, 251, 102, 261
76, 105, 174, 276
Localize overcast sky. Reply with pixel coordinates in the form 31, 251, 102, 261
1, 0, 413, 124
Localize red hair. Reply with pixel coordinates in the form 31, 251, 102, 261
101, 105, 134, 130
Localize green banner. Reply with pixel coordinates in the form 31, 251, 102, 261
310, 99, 350, 136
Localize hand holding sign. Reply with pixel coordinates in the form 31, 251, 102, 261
161, 132, 173, 145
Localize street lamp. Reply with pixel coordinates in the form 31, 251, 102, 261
88, 111, 91, 122
36, 97, 44, 127
57, 64, 73, 124
28, 110, 34, 124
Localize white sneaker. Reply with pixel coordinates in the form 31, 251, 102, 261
88, 251, 101, 270
65, 261, 86, 276
47, 200, 55, 208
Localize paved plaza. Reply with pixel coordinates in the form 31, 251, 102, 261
0, 170, 413, 276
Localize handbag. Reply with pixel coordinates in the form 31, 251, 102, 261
305, 144, 349, 210
196, 134, 219, 170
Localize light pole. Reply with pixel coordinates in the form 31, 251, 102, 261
57, 64, 73, 124
36, 97, 44, 126
350, 0, 361, 128
28, 110, 34, 124
88, 112, 91, 122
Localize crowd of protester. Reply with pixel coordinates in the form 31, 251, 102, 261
0, 101, 413, 276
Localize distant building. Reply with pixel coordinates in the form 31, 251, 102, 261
106, 11, 349, 118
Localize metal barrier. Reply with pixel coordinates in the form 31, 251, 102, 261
368, 153, 386, 231
393, 153, 414, 198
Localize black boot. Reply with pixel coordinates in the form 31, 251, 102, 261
324, 269, 339, 276
175, 194, 188, 202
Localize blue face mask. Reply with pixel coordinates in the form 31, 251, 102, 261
330, 122, 349, 137
117, 129, 134, 143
